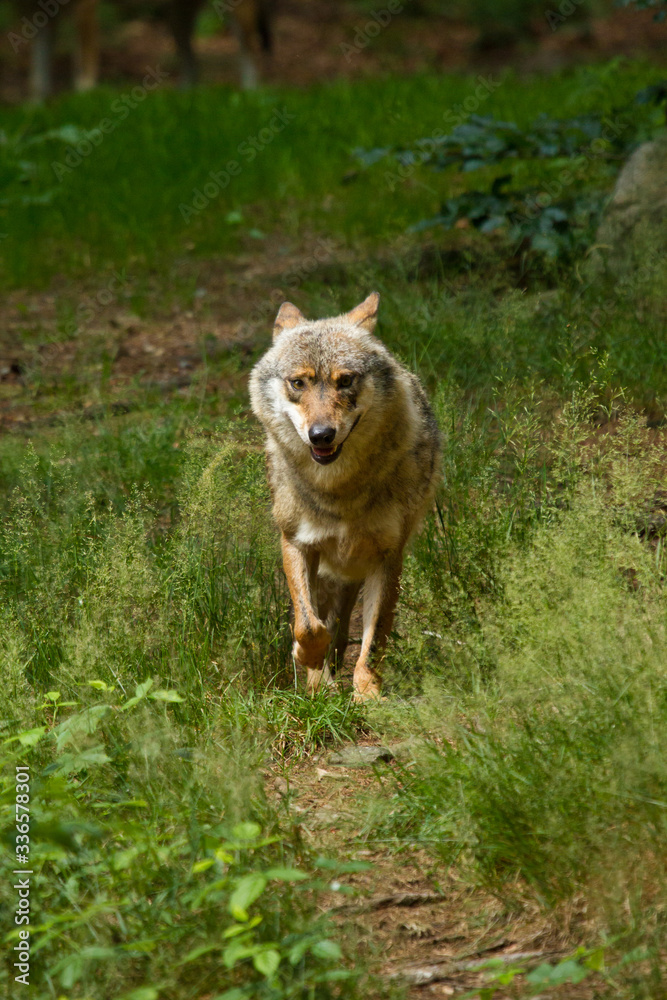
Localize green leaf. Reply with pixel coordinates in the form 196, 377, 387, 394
496, 969, 518, 985
120, 696, 142, 712
526, 958, 589, 987
110, 848, 141, 871
59, 955, 84, 989
47, 745, 110, 775
612, 946, 650, 969
18, 726, 47, 747
135, 678, 154, 698
311, 939, 343, 961
192, 859, 215, 873
121, 989, 161, 1000
149, 689, 184, 703
229, 874, 267, 920
52, 946, 116, 988
312, 969, 355, 982
263, 867, 309, 881
223, 916, 262, 938
253, 948, 280, 977
120, 939, 157, 954
45, 690, 61, 701
121, 679, 154, 709
54, 705, 111, 750
223, 940, 260, 968
232, 821, 261, 841
177, 942, 221, 965
288, 936, 316, 964
584, 948, 605, 972
88, 680, 112, 691
92, 799, 147, 810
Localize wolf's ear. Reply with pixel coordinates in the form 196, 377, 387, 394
346, 291, 380, 333
273, 302, 305, 341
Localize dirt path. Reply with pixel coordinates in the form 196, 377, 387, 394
266, 751, 597, 999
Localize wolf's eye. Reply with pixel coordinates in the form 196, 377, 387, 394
337, 374, 354, 389
289, 378, 305, 391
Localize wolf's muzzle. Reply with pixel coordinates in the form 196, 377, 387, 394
308, 424, 336, 446
308, 414, 362, 465
310, 443, 341, 465
309, 424, 340, 464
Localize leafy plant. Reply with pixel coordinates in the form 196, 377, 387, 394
620, 0, 667, 23
455, 943, 649, 999
355, 101, 659, 260
0, 686, 359, 999
0, 125, 90, 210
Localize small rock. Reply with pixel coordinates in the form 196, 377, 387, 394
316, 767, 347, 780
591, 133, 667, 275
273, 776, 288, 796
328, 746, 394, 768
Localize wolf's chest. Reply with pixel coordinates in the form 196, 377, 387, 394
293, 512, 402, 580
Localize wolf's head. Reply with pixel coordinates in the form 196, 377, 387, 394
250, 292, 401, 469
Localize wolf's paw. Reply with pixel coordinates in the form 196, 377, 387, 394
306, 665, 337, 696
352, 664, 382, 702
293, 621, 331, 668
352, 685, 382, 703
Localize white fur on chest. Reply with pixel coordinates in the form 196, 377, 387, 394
294, 518, 340, 548
293, 510, 403, 581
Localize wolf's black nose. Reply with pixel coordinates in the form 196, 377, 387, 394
309, 424, 336, 445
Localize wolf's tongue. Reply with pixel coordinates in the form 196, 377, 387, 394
312, 445, 334, 456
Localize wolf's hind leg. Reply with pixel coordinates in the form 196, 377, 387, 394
353, 558, 402, 701
281, 536, 332, 693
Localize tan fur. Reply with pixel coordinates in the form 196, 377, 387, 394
249, 292, 441, 700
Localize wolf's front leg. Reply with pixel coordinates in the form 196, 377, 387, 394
353, 557, 403, 701
281, 536, 333, 693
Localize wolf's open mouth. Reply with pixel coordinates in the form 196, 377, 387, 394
310, 444, 342, 465
309, 415, 362, 465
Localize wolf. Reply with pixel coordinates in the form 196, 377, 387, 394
249, 292, 441, 701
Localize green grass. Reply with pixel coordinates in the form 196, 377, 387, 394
1, 59, 665, 286
2, 58, 667, 999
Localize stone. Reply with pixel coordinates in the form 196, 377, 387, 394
327, 745, 395, 767
592, 133, 667, 275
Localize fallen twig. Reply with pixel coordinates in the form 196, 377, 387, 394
332, 890, 445, 914
390, 950, 561, 987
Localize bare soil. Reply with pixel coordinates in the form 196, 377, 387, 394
2, 1, 667, 101
266, 757, 607, 999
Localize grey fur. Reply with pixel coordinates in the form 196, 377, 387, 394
249, 293, 441, 699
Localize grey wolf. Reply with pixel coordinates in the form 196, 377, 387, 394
249, 292, 441, 701
13, 0, 273, 100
